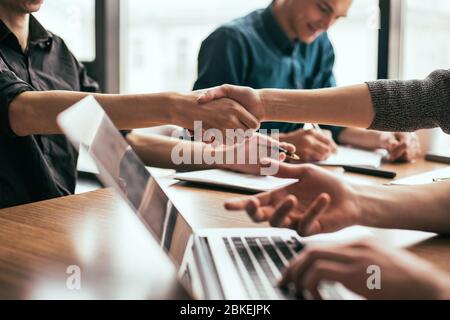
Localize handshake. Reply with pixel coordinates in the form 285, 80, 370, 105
188, 85, 266, 136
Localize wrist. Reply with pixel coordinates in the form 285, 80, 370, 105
259, 89, 271, 121
378, 132, 394, 149
205, 146, 229, 170
353, 186, 387, 228
169, 93, 196, 128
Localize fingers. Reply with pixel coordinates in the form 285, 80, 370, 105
279, 246, 355, 290
300, 260, 349, 300
389, 133, 421, 162
388, 141, 408, 161
245, 199, 275, 222
224, 191, 273, 211
236, 109, 260, 131
268, 195, 298, 228
312, 130, 338, 152
294, 193, 330, 236
224, 196, 272, 222
293, 131, 335, 161
224, 196, 256, 211
273, 162, 312, 179
301, 143, 333, 162
310, 140, 333, 157
280, 142, 296, 154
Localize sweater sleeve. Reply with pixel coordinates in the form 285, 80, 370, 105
366, 69, 450, 133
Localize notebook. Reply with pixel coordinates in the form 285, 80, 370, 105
389, 167, 450, 185
173, 169, 298, 193
316, 146, 384, 168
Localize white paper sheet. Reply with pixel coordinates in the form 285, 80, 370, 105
389, 166, 450, 185
316, 146, 383, 168
174, 169, 298, 193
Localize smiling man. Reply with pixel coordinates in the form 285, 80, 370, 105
194, 0, 421, 162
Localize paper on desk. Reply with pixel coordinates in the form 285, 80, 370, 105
316, 146, 383, 168
390, 166, 450, 185
174, 169, 298, 193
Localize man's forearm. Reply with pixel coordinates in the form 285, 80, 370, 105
259, 84, 375, 128
338, 128, 385, 150
357, 182, 450, 234
9, 90, 190, 136
127, 133, 226, 172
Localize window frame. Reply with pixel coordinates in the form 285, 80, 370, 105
83, 0, 121, 93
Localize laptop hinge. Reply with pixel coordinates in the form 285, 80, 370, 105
192, 236, 225, 300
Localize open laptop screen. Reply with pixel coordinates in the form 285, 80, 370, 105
57, 96, 169, 243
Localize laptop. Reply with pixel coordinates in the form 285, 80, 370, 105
57, 96, 362, 300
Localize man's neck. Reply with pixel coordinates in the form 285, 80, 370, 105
272, 0, 296, 41
0, 6, 30, 52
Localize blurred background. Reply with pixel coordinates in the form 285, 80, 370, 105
35, 0, 450, 152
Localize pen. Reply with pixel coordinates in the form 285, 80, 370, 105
432, 178, 450, 182
279, 146, 301, 161
224, 131, 302, 161
311, 123, 322, 132
343, 165, 397, 179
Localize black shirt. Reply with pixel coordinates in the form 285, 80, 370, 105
0, 15, 99, 209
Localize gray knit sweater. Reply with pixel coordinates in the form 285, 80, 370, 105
366, 69, 450, 133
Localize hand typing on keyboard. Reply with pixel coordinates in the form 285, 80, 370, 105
279, 239, 450, 300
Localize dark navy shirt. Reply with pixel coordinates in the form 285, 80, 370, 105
0, 15, 98, 208
194, 4, 344, 139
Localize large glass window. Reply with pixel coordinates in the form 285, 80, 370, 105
34, 0, 96, 62
328, 0, 379, 86
401, 0, 450, 151
120, 0, 378, 93
120, 0, 271, 93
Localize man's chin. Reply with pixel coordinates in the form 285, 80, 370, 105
24, 1, 43, 13
298, 32, 322, 44
299, 36, 316, 44
29, 4, 43, 11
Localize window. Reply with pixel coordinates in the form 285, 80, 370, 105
120, 0, 271, 94
34, 0, 96, 62
401, 0, 450, 80
120, 0, 378, 93
401, 0, 450, 151
328, 0, 379, 86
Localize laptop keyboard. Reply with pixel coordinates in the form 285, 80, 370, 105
224, 236, 304, 299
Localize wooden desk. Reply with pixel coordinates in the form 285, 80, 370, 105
0, 189, 187, 299
1, 159, 449, 298
165, 159, 450, 272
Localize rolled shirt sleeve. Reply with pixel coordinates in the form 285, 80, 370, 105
367, 69, 450, 133
0, 67, 34, 137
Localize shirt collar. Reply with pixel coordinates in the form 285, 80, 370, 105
261, 4, 297, 54
0, 15, 52, 49
0, 19, 11, 44
28, 15, 53, 48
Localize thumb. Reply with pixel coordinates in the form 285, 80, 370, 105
280, 142, 296, 154
381, 134, 399, 150
197, 85, 228, 104
264, 160, 309, 179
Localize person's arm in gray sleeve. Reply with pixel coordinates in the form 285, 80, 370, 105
367, 69, 450, 133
